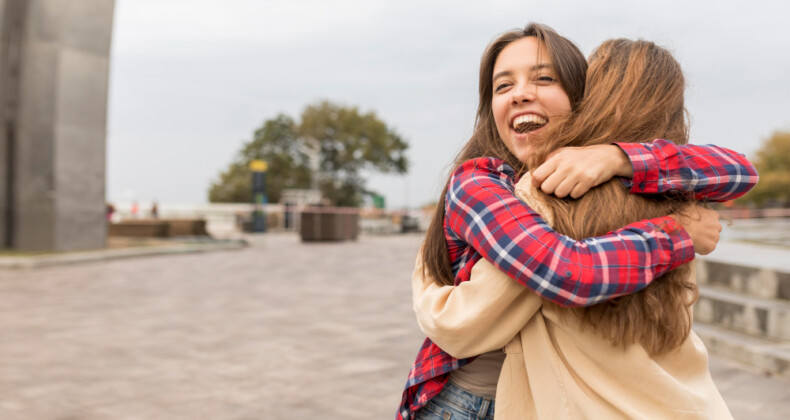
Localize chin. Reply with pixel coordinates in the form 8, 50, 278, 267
516, 145, 534, 164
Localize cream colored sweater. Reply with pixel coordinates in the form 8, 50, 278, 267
412, 175, 732, 420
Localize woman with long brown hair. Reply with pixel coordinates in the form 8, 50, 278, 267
413, 39, 736, 419
398, 23, 757, 419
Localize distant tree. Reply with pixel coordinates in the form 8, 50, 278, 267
738, 130, 790, 206
299, 101, 408, 206
208, 115, 311, 203
209, 102, 409, 206
208, 161, 251, 203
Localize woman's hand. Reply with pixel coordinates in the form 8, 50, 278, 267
670, 204, 722, 255
531, 144, 634, 198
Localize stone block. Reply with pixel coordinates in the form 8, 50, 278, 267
61, 0, 114, 56
1, 0, 114, 251
24, 0, 63, 42
108, 221, 170, 238
694, 322, 790, 379
0, 0, 9, 243
696, 259, 790, 301
695, 287, 790, 341
56, 47, 110, 128
162, 219, 208, 237
53, 125, 106, 251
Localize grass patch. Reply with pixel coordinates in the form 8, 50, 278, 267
0, 237, 181, 258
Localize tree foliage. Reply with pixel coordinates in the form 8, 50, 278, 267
208, 115, 311, 203
299, 101, 408, 206
739, 130, 790, 206
209, 101, 408, 206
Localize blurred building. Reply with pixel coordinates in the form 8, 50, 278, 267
0, 0, 114, 251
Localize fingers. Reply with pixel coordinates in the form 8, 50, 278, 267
678, 205, 722, 255
553, 177, 589, 198
538, 168, 597, 198
539, 171, 564, 196
532, 157, 558, 187
552, 178, 573, 198
698, 227, 720, 255
708, 209, 723, 253
532, 146, 619, 198
534, 151, 578, 197
699, 206, 720, 225
569, 181, 593, 199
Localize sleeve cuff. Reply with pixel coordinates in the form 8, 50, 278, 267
652, 215, 695, 268
613, 142, 660, 193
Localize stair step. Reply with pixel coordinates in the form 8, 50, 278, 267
696, 258, 790, 301
694, 286, 790, 341
693, 322, 790, 379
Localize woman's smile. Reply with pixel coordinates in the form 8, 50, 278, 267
491, 37, 571, 163
511, 113, 548, 134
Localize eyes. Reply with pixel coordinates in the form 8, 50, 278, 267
494, 75, 557, 93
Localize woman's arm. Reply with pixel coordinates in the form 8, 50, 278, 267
446, 157, 695, 308
413, 256, 540, 359
617, 140, 758, 201
532, 140, 758, 201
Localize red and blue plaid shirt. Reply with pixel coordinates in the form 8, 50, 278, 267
397, 140, 758, 419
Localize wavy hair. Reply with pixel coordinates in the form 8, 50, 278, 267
529, 39, 697, 355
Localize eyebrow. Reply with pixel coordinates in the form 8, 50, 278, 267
492, 64, 553, 81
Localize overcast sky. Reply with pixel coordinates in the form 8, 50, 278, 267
107, 0, 790, 209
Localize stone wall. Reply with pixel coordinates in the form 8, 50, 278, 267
0, 0, 19, 249
0, 0, 114, 251
694, 256, 790, 378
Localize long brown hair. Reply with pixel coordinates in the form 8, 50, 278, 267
528, 39, 697, 355
421, 23, 587, 286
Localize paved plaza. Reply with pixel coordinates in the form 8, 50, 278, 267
0, 233, 788, 419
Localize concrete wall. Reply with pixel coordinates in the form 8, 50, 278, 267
0, 0, 18, 249
694, 252, 790, 378
0, 0, 6, 247
1, 0, 114, 251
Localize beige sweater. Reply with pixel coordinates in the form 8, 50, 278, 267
413, 175, 732, 420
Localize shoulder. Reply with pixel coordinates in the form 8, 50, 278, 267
444, 157, 522, 214
515, 173, 555, 225
451, 157, 516, 184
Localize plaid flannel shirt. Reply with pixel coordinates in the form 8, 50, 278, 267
397, 140, 758, 419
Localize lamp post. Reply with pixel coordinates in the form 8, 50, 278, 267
250, 160, 268, 233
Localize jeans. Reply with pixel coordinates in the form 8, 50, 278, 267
414, 381, 495, 420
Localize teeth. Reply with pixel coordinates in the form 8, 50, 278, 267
512, 114, 547, 133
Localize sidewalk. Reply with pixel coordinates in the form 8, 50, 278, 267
0, 233, 787, 419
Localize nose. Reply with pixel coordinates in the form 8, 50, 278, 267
510, 83, 537, 104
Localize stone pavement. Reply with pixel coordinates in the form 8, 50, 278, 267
0, 233, 788, 419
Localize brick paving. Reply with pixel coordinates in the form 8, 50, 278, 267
0, 233, 788, 419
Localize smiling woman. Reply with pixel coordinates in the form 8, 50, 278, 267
396, 22, 757, 420
490, 36, 572, 164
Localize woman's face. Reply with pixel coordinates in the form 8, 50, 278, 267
491, 37, 572, 163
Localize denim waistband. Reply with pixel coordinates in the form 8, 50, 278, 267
437, 380, 495, 417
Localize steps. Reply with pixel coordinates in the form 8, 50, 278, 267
695, 287, 790, 341
693, 323, 790, 378
693, 257, 790, 379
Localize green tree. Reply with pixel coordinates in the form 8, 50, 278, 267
209, 102, 409, 206
739, 130, 790, 206
208, 114, 311, 203
299, 101, 408, 206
